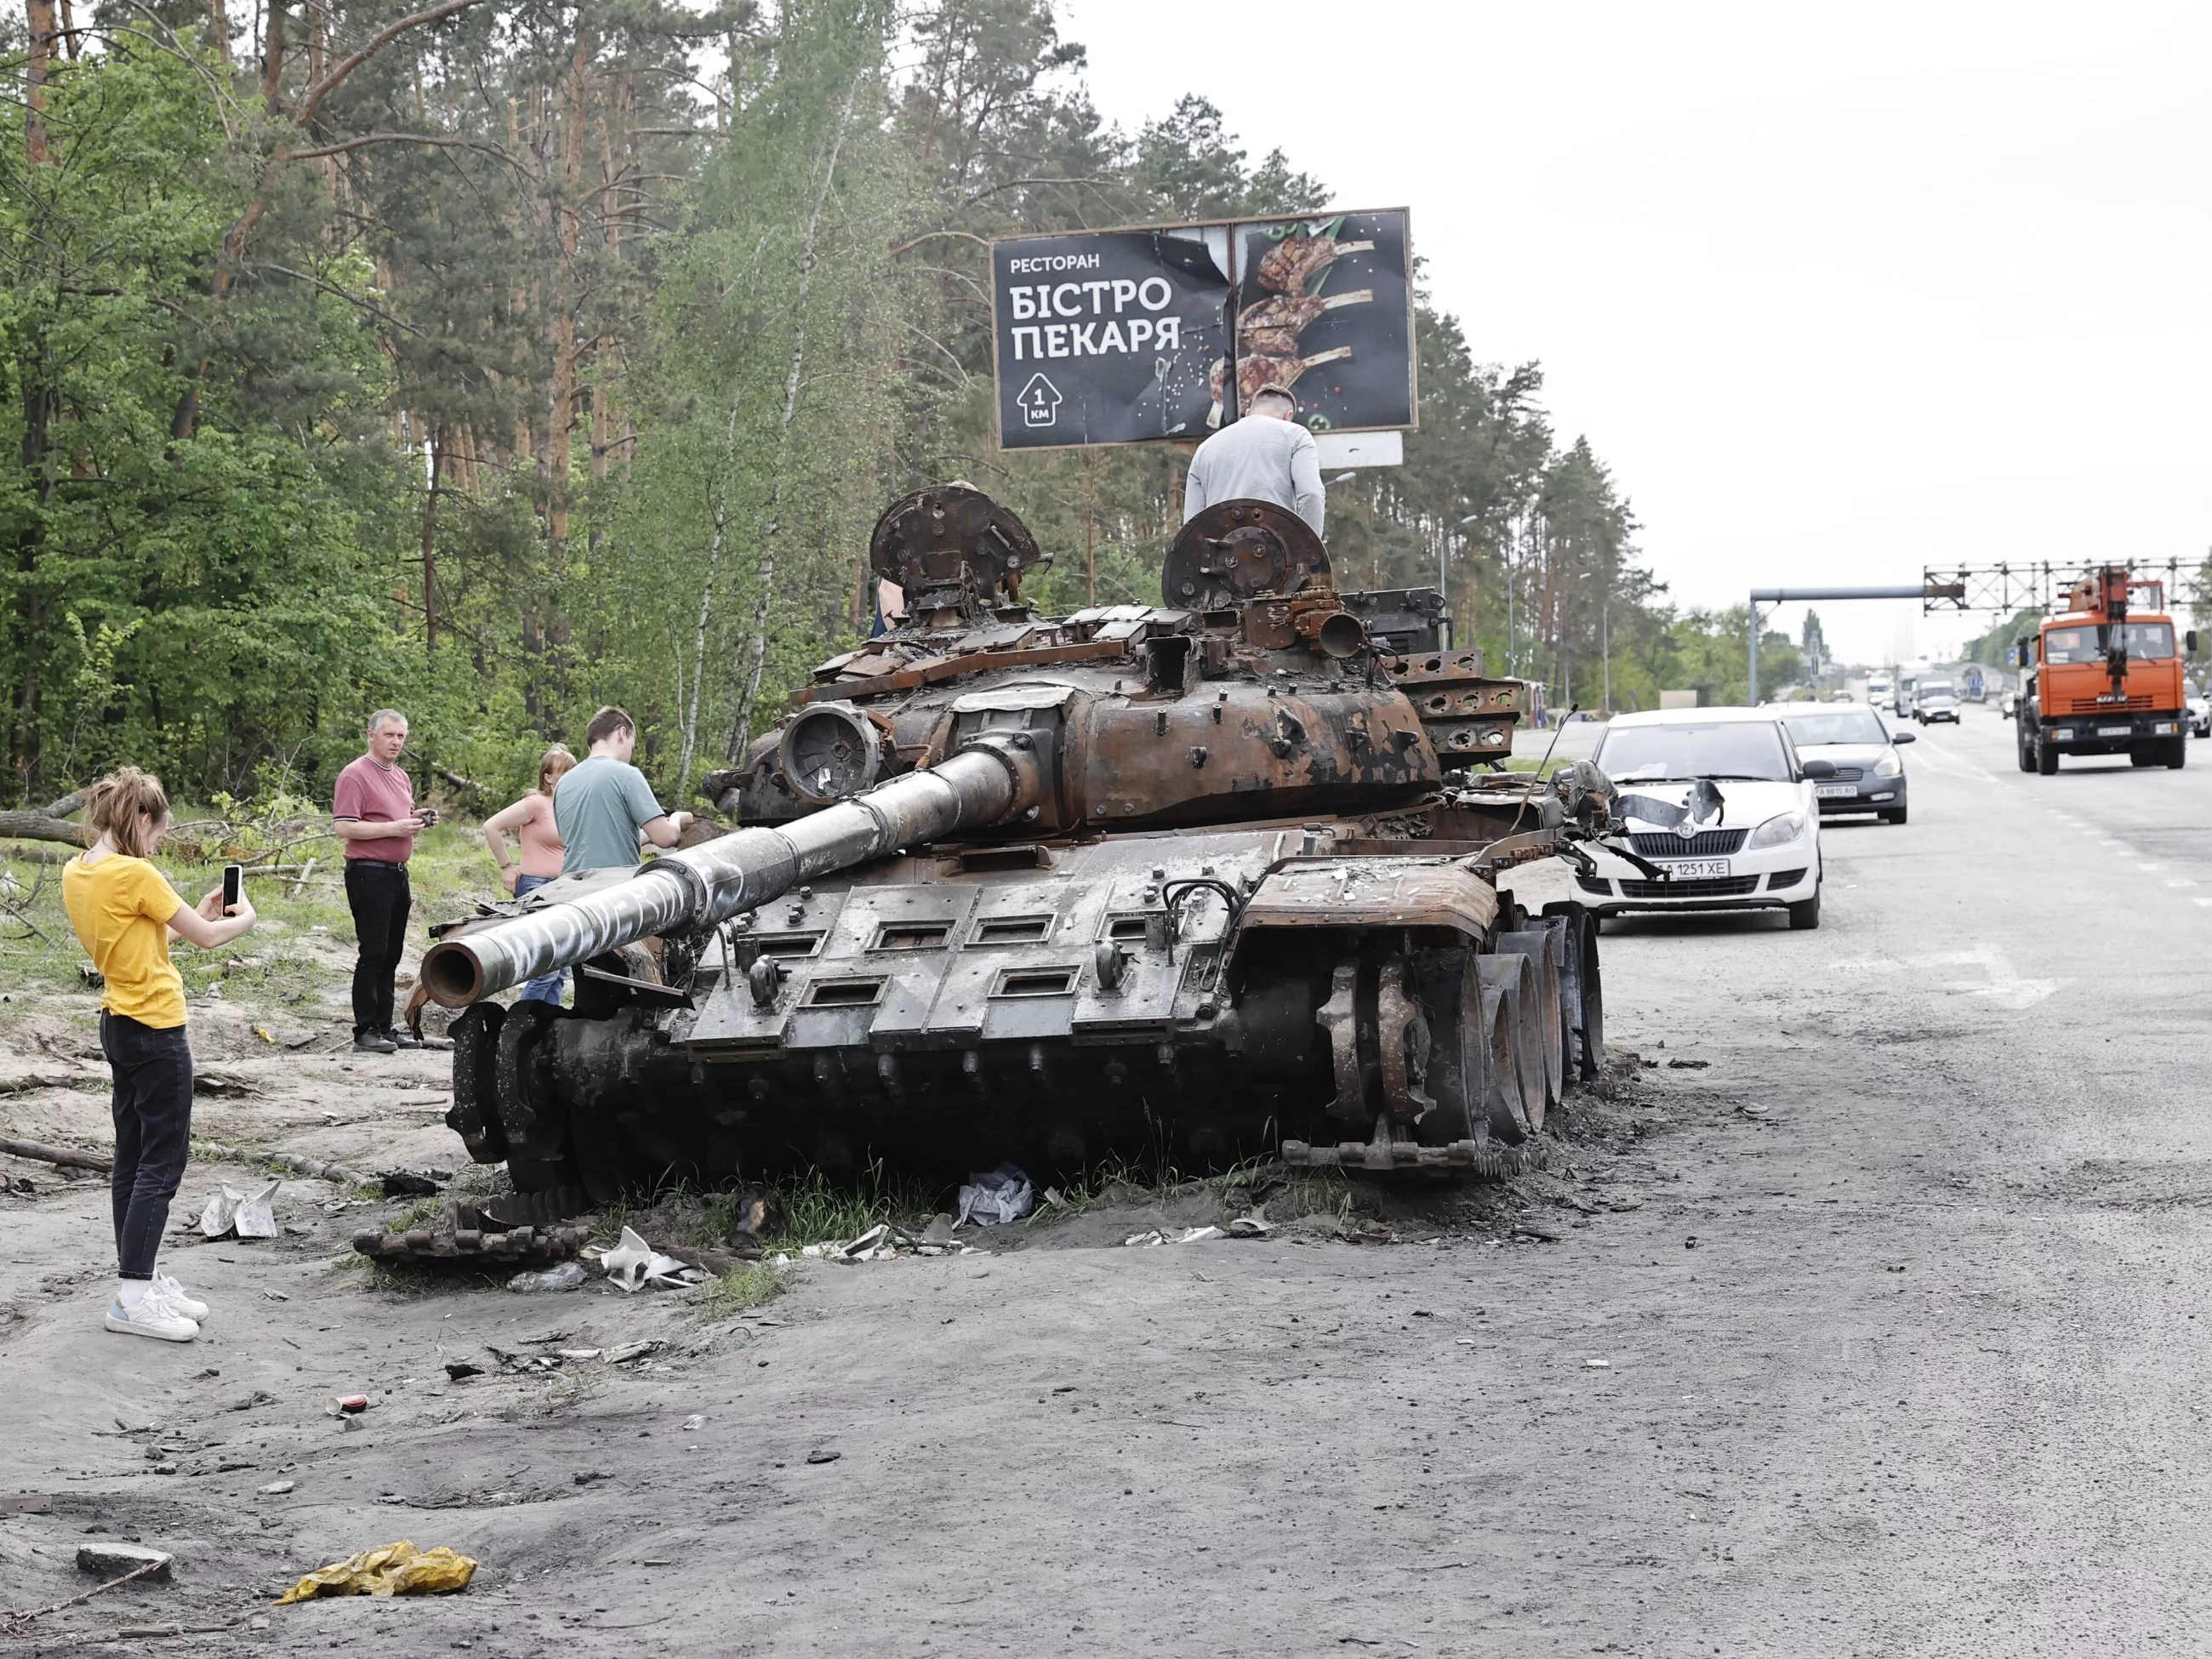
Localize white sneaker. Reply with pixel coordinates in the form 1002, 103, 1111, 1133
105, 1287, 200, 1343
153, 1273, 209, 1321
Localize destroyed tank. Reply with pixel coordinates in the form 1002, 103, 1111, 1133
421, 487, 1634, 1217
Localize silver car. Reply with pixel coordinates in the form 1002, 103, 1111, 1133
1776, 703, 1914, 825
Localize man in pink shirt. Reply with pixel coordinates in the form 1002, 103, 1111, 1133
332, 709, 434, 1055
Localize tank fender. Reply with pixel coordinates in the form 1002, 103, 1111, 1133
1233, 855, 1500, 943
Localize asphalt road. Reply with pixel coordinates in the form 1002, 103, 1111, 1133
6, 704, 2210, 1656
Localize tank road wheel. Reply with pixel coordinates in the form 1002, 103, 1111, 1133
1477, 951, 1544, 1139
445, 1003, 509, 1164
1409, 949, 1490, 1148
1474, 966, 1530, 1144
1495, 927, 1565, 1117
1542, 902, 1605, 1081
489, 1003, 590, 1215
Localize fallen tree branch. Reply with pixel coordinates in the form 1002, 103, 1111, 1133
2, 1557, 162, 1626
0, 843, 74, 865
195, 1141, 373, 1189
0, 1135, 112, 1173
0, 812, 85, 847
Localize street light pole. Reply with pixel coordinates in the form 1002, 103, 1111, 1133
1449, 512, 1478, 653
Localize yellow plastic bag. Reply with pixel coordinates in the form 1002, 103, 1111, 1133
274, 1540, 477, 1605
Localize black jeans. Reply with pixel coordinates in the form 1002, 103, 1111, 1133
345, 860, 412, 1038
100, 1012, 193, 1280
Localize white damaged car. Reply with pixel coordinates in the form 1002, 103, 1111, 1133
1574, 707, 1827, 932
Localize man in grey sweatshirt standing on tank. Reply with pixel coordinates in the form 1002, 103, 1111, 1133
1182, 384, 1327, 536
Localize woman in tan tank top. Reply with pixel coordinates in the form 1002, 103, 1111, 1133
482, 745, 577, 1005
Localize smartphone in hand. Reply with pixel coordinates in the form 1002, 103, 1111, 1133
222, 864, 243, 911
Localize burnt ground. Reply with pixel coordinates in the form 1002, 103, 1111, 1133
7, 710, 2212, 1656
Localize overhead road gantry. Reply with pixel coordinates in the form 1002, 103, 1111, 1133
1747, 581, 1966, 702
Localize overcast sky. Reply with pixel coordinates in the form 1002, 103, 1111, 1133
1058, 0, 2212, 666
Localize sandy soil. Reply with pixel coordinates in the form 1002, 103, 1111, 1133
6, 710, 2212, 1656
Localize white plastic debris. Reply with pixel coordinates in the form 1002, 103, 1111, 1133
1227, 1216, 1273, 1238
1121, 1226, 1225, 1247
199, 1177, 282, 1240
797, 1223, 968, 1263
955, 1164, 1033, 1228
601, 1226, 706, 1293
682, 1415, 704, 1432
506, 1265, 583, 1295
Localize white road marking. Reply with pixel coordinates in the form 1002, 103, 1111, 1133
1907, 742, 1998, 784
1826, 946, 2056, 1010
2138, 863, 2167, 872
2196, 898, 2212, 909
2168, 879, 2198, 888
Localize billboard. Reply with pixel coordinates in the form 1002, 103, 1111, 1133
990, 209, 1414, 451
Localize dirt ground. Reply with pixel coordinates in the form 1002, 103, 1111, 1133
7, 711, 2212, 1656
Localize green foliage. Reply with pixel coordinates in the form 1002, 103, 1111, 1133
1964, 607, 2044, 668
0, 0, 1680, 822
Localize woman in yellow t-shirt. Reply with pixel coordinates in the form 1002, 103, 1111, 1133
60, 767, 259, 1343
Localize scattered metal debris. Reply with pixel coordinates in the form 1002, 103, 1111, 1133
598, 1226, 707, 1292
200, 1177, 282, 1240
1122, 1226, 1224, 1247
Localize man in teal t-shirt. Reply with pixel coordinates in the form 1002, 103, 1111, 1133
553, 706, 692, 873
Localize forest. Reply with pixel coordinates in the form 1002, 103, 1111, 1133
2, 0, 1779, 815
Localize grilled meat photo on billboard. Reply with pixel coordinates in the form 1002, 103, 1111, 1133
1218, 212, 1414, 433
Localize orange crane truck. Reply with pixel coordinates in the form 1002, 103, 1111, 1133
2016, 566, 2198, 774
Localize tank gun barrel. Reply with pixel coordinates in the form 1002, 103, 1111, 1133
419, 743, 1043, 1008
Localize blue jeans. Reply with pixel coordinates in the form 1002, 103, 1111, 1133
513, 873, 567, 1006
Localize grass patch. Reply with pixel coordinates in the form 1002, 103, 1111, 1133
767, 1165, 940, 1247
594, 1163, 946, 1256
695, 1260, 791, 1320
385, 1194, 444, 1234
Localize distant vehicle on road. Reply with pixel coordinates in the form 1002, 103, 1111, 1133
1961, 664, 1987, 702
1577, 708, 1827, 931
2017, 567, 2196, 773
2188, 681, 2209, 738
1998, 689, 2018, 718
1867, 676, 1894, 710
1914, 680, 1960, 723
1776, 703, 1914, 825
